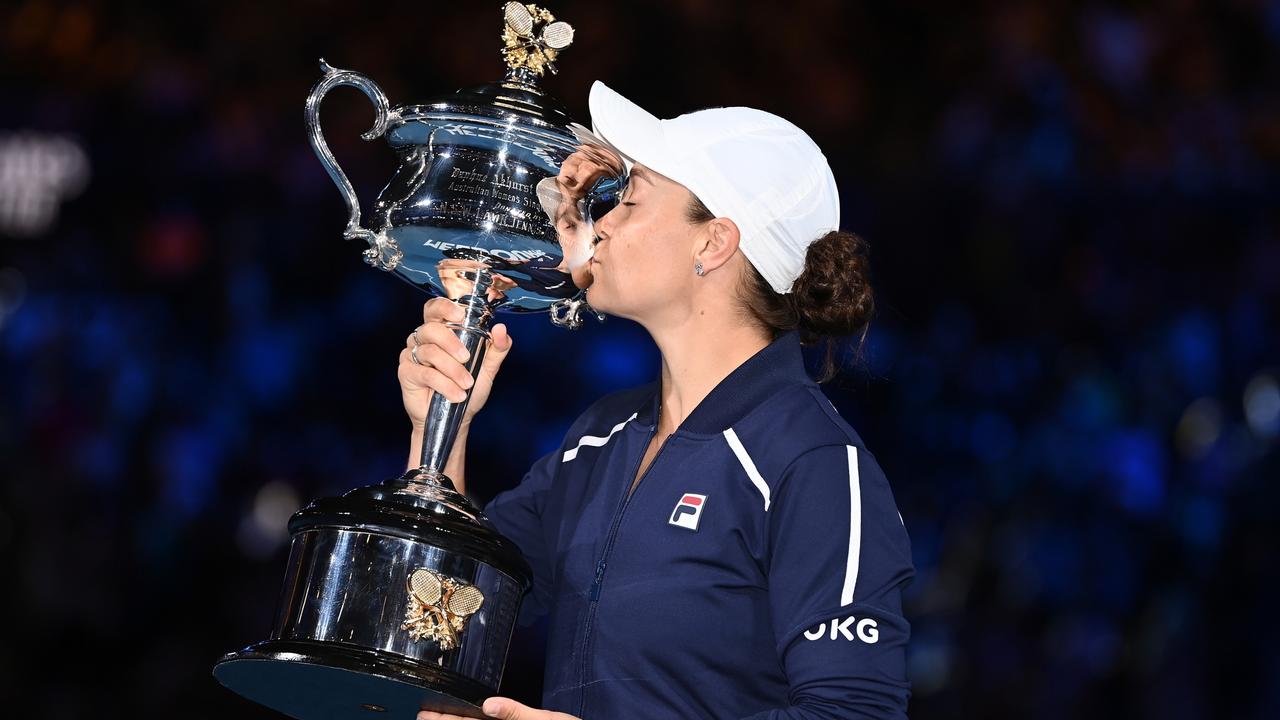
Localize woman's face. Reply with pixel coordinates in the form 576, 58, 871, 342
583, 163, 706, 324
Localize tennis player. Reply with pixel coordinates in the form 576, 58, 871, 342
399, 81, 914, 720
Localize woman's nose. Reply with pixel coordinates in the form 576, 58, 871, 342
593, 208, 616, 241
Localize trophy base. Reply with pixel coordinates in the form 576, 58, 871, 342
213, 639, 491, 719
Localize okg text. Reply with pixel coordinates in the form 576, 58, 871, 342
803, 616, 879, 644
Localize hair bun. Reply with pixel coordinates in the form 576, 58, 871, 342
790, 231, 875, 340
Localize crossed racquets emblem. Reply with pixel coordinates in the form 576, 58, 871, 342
400, 567, 486, 651
500, 2, 575, 76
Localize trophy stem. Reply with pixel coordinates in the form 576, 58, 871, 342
416, 269, 496, 482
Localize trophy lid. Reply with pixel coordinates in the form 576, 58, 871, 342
394, 68, 573, 134
393, 2, 576, 132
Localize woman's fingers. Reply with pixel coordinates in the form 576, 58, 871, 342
406, 321, 471, 362
556, 151, 611, 198
401, 300, 515, 423
397, 348, 467, 403
557, 154, 587, 193
416, 343, 474, 390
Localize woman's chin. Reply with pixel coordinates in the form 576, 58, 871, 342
585, 286, 612, 314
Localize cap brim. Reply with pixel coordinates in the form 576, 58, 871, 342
588, 81, 668, 176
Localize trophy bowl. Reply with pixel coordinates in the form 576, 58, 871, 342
213, 4, 610, 718
300, 2, 593, 321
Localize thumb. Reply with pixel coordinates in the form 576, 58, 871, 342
480, 323, 513, 376
480, 697, 578, 720
480, 697, 534, 719
488, 322, 513, 354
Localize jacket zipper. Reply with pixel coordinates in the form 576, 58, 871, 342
578, 423, 670, 716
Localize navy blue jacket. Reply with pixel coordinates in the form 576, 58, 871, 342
484, 330, 915, 718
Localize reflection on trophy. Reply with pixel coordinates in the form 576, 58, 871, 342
212, 4, 619, 718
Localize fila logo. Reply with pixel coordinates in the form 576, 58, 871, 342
668, 493, 707, 531
803, 616, 880, 644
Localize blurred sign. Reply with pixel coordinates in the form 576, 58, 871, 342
0, 132, 89, 237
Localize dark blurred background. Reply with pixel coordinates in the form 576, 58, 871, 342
1, 0, 1277, 718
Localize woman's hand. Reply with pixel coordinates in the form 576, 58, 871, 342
544, 145, 624, 290
399, 297, 514, 429
418, 697, 580, 720
555, 147, 616, 199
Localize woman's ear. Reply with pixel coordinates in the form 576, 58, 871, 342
694, 216, 741, 274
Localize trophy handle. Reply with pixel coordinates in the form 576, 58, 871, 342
549, 297, 606, 329
305, 59, 403, 271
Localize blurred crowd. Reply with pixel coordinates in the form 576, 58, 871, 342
1, 1, 1277, 718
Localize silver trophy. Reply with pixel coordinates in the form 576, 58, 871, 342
213, 4, 621, 718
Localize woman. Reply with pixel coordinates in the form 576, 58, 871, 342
400, 82, 914, 720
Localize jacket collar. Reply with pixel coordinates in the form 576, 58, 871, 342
633, 329, 811, 435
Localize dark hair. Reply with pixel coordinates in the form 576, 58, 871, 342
685, 195, 875, 383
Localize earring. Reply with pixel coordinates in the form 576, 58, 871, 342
694, 261, 705, 276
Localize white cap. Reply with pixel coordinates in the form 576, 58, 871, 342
587, 80, 841, 295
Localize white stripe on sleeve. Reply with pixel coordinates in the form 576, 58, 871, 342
723, 428, 771, 511
840, 445, 863, 606
562, 412, 638, 462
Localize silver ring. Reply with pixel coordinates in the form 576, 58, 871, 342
410, 344, 424, 366
411, 326, 422, 346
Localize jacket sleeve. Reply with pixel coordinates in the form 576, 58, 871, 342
741, 443, 915, 719
482, 446, 560, 627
